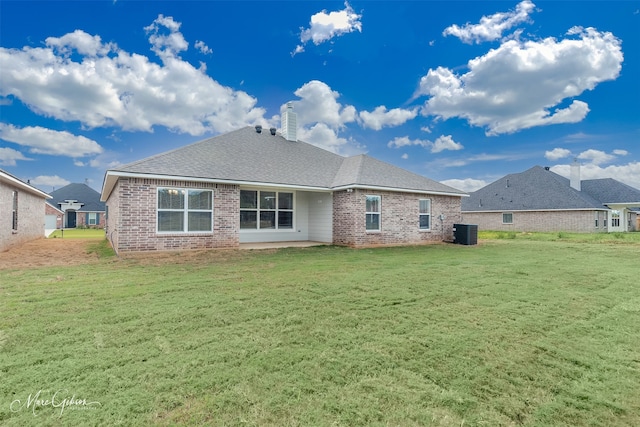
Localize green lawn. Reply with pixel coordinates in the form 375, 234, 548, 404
1, 238, 639, 426
48, 228, 106, 239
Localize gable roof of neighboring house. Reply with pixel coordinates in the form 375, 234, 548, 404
102, 127, 466, 201
462, 166, 606, 212
49, 183, 105, 212
0, 169, 51, 199
580, 178, 640, 205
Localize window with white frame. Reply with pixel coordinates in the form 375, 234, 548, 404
611, 210, 620, 227
594, 211, 599, 228
502, 212, 513, 224
419, 199, 431, 230
366, 195, 381, 231
157, 188, 213, 233
240, 190, 294, 230
88, 212, 98, 225
12, 191, 18, 231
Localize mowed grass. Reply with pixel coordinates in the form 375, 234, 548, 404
1, 238, 639, 426
48, 228, 106, 239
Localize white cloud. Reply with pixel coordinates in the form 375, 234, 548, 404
284, 80, 363, 155
31, 175, 70, 188
0, 123, 103, 157
144, 14, 188, 58
432, 135, 464, 153
437, 153, 526, 168
401, 153, 409, 160
388, 136, 430, 149
297, 123, 347, 152
45, 29, 116, 56
418, 27, 623, 135
551, 162, 640, 190
195, 40, 212, 55
547, 147, 626, 166
359, 106, 418, 130
387, 134, 463, 153
443, 0, 536, 44
293, 1, 362, 55
288, 80, 357, 130
0, 15, 267, 136
577, 149, 615, 165
545, 147, 572, 161
440, 178, 488, 193
0, 147, 31, 166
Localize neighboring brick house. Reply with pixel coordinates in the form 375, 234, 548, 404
44, 202, 64, 233
100, 106, 467, 253
462, 165, 640, 233
48, 183, 106, 229
1, 169, 51, 251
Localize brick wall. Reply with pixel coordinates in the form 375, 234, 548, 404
461, 210, 607, 233
105, 178, 239, 253
75, 211, 106, 228
333, 189, 462, 247
1, 182, 46, 251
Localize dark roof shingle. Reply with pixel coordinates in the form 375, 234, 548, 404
462, 166, 604, 211
109, 127, 466, 196
50, 183, 105, 211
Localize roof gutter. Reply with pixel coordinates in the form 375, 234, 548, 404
102, 171, 468, 202
463, 207, 610, 213
0, 170, 51, 199
331, 184, 468, 197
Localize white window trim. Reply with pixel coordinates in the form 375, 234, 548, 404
611, 210, 621, 227
366, 195, 381, 233
88, 212, 98, 226
502, 212, 513, 224
419, 198, 431, 232
157, 187, 213, 234
239, 189, 296, 232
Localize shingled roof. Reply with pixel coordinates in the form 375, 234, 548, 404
0, 168, 51, 199
49, 183, 105, 212
581, 178, 640, 205
462, 165, 640, 212
102, 127, 466, 200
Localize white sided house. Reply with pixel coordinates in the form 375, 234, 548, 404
1, 169, 51, 251
100, 108, 467, 253
462, 165, 640, 233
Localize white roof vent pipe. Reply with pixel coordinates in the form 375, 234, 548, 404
570, 158, 581, 191
281, 102, 297, 142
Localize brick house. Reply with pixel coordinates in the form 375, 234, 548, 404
100, 106, 467, 253
462, 165, 640, 233
48, 183, 106, 229
1, 169, 51, 252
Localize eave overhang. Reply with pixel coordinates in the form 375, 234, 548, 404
102, 171, 468, 202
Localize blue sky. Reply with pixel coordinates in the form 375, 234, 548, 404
1, 1, 638, 193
